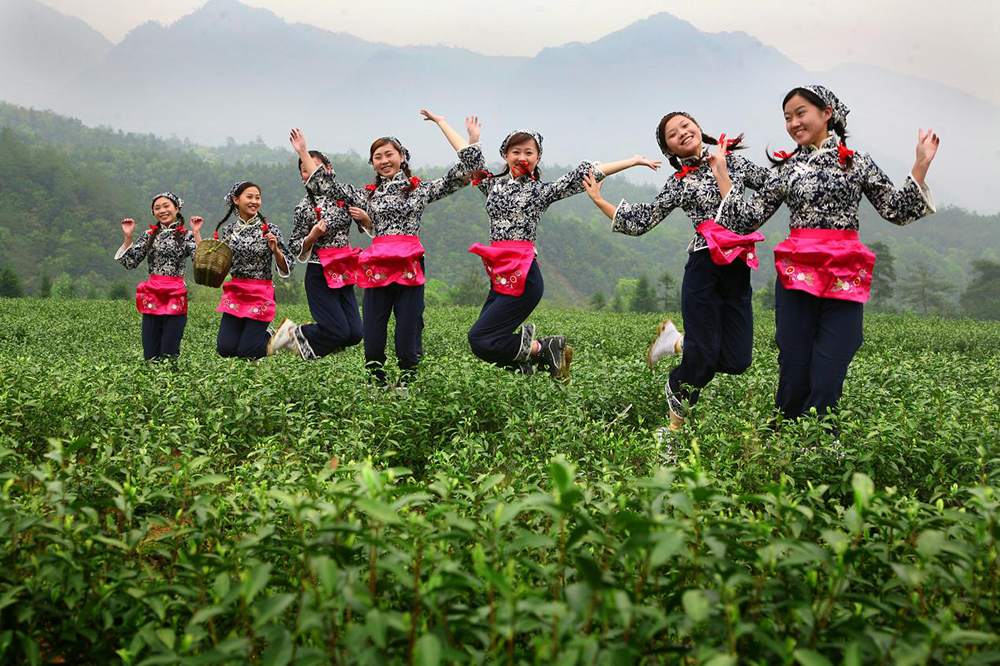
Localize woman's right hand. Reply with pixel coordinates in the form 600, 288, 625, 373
308, 219, 328, 239
121, 218, 135, 237
289, 128, 308, 153
466, 116, 481, 144
582, 169, 603, 202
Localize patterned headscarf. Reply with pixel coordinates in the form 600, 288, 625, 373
369, 137, 411, 167
150, 191, 183, 212
655, 112, 697, 158
499, 129, 544, 158
803, 85, 850, 128
224, 181, 253, 206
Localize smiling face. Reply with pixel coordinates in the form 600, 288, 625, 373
784, 93, 832, 148
503, 136, 539, 177
234, 186, 262, 220
370, 140, 404, 179
151, 197, 178, 225
662, 115, 703, 158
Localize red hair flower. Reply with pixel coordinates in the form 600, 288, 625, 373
408, 176, 422, 188
314, 206, 322, 221
336, 200, 346, 207
148, 224, 158, 234
773, 150, 795, 160
261, 223, 270, 237
365, 183, 377, 191
213, 230, 219, 240
471, 170, 493, 186
718, 133, 732, 155
837, 143, 855, 165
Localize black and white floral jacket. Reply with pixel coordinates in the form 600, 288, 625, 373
216, 214, 293, 281
304, 152, 471, 238
718, 136, 935, 233
115, 222, 196, 277
289, 195, 357, 264
613, 150, 770, 252
459, 143, 606, 243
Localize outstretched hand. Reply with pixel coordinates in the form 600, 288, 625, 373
189, 216, 204, 233
466, 116, 481, 144
420, 109, 444, 124
633, 155, 661, 171
582, 169, 603, 202
121, 218, 136, 237
289, 128, 308, 153
916, 128, 940, 166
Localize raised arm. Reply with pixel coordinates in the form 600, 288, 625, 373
290, 128, 368, 208
115, 217, 151, 269
585, 171, 682, 236
420, 109, 470, 151
858, 148, 937, 226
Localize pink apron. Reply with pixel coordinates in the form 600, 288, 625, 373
216, 278, 277, 321
358, 235, 425, 288
317, 246, 362, 288
468, 241, 536, 297
696, 220, 765, 269
135, 275, 188, 315
773, 228, 875, 303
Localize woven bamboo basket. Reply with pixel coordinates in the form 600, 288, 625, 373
193, 239, 233, 288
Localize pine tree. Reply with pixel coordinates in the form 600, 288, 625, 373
960, 259, 1000, 320
630, 274, 659, 313
868, 240, 897, 312
0, 264, 24, 298
658, 272, 677, 311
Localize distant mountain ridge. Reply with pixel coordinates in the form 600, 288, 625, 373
0, 0, 996, 213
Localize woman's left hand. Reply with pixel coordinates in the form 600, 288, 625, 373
266, 233, 279, 253
189, 216, 204, 232
916, 128, 940, 166
633, 155, 661, 171
420, 109, 444, 124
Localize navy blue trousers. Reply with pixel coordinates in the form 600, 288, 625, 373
298, 263, 363, 359
668, 251, 753, 406
468, 259, 544, 370
141, 313, 187, 361
362, 281, 424, 384
774, 278, 864, 419
217, 312, 271, 359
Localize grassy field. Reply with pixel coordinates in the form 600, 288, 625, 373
1, 299, 999, 665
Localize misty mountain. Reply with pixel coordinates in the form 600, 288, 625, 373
0, 0, 995, 213
0, 0, 112, 105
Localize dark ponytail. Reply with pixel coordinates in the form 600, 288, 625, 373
771, 87, 852, 170
214, 205, 236, 236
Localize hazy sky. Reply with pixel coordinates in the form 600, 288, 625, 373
39, 0, 1000, 105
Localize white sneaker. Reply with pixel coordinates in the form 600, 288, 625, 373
647, 320, 683, 368
266, 317, 297, 356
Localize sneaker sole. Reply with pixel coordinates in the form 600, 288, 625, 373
266, 317, 291, 357
647, 319, 674, 369
557, 344, 574, 384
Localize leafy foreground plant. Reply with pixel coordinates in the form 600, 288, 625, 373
2, 441, 999, 665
